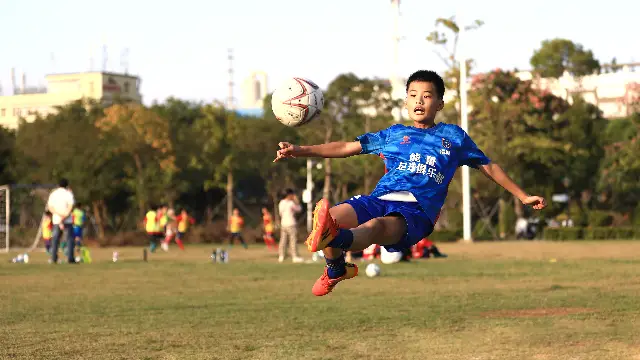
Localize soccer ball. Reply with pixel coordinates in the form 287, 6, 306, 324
365, 263, 381, 278
271, 77, 324, 127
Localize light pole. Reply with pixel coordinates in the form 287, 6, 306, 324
304, 159, 322, 232
305, 159, 313, 232
458, 12, 472, 242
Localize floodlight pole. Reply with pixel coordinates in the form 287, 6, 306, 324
458, 12, 473, 243
306, 158, 313, 232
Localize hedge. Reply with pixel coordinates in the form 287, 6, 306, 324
544, 227, 639, 241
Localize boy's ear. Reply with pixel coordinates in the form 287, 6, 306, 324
437, 99, 444, 111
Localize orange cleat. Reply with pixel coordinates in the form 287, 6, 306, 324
311, 263, 359, 296
305, 199, 339, 252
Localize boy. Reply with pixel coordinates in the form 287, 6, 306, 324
261, 207, 277, 251
42, 211, 53, 254
144, 205, 162, 253
72, 203, 86, 247
274, 70, 547, 296
172, 208, 194, 250
228, 208, 248, 249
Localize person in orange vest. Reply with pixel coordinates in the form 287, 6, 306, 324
228, 208, 248, 249
167, 208, 193, 251
143, 204, 162, 252
261, 207, 277, 251
42, 211, 54, 254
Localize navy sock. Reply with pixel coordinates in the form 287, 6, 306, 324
326, 253, 346, 279
327, 229, 354, 250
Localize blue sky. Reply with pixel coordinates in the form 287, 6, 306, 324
0, 0, 637, 105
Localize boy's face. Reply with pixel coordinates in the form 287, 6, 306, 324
233, 209, 239, 216
404, 81, 444, 123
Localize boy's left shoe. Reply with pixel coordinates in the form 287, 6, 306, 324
305, 199, 339, 252
311, 263, 358, 296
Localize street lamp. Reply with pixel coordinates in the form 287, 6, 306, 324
303, 159, 322, 232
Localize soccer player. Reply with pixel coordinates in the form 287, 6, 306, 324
42, 211, 53, 254
261, 207, 277, 251
71, 203, 86, 247
273, 70, 547, 296
228, 208, 248, 249
172, 208, 194, 251
144, 205, 162, 253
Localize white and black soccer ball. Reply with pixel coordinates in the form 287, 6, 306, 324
365, 263, 381, 278
271, 77, 324, 127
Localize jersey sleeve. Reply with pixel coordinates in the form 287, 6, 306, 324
458, 132, 491, 168
356, 127, 390, 155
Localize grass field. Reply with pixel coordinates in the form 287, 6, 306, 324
2, 241, 640, 360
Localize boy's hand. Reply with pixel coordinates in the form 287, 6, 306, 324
522, 196, 547, 210
273, 142, 300, 162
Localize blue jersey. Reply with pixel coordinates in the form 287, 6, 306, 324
357, 123, 490, 223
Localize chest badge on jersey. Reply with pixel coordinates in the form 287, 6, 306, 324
400, 136, 411, 145
440, 138, 452, 155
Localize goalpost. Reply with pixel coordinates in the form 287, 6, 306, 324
0, 184, 56, 252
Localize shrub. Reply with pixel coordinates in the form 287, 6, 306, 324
543, 227, 584, 241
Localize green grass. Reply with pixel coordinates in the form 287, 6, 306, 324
2, 241, 640, 359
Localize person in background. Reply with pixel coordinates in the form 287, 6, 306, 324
262, 207, 277, 251
172, 208, 194, 251
72, 203, 86, 247
228, 208, 248, 249
278, 189, 304, 263
47, 178, 75, 264
144, 204, 162, 253
42, 211, 53, 254
161, 208, 178, 251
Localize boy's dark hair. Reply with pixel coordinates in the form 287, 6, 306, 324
284, 188, 295, 197
406, 70, 445, 99
59, 178, 69, 188
44, 210, 52, 216
75, 202, 82, 208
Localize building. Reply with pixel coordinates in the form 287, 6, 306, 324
516, 64, 640, 119
0, 71, 142, 128
238, 71, 268, 117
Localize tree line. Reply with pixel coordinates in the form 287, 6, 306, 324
0, 25, 638, 241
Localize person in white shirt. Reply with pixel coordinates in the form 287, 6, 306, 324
278, 189, 304, 263
46, 179, 76, 264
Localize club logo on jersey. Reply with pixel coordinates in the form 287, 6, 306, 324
442, 138, 452, 149
400, 136, 411, 145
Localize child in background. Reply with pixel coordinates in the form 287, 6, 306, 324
228, 208, 248, 249
42, 211, 53, 254
262, 207, 277, 251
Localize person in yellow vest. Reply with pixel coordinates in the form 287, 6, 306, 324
144, 205, 162, 252
42, 211, 54, 254
172, 208, 194, 251
228, 208, 248, 249
262, 207, 277, 251
71, 203, 86, 246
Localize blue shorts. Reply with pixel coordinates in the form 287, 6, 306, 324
338, 195, 434, 252
73, 227, 83, 239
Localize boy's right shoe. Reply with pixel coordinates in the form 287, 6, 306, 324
305, 199, 339, 252
312, 263, 358, 296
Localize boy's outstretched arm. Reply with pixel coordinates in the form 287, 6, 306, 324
273, 141, 362, 162
478, 163, 547, 210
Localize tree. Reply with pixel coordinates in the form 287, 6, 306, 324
13, 100, 122, 237
530, 38, 600, 78
0, 127, 15, 185
599, 111, 640, 212
96, 103, 175, 219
